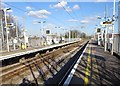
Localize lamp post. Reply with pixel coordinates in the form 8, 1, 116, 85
14, 17, 19, 42
97, 5, 108, 52
55, 26, 61, 36
111, 0, 116, 55
3, 8, 11, 52
0, 10, 4, 51
37, 21, 46, 36
37, 21, 46, 45
0, 19, 4, 52
23, 29, 27, 48
69, 30, 71, 42
97, 0, 116, 54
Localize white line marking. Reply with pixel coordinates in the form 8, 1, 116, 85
64, 43, 89, 85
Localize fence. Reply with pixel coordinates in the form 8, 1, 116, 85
0, 37, 81, 53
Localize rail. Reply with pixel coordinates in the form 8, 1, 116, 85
44, 41, 89, 85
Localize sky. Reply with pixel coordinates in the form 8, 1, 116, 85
1, 0, 119, 36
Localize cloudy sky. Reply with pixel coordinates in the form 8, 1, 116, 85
1, 0, 119, 36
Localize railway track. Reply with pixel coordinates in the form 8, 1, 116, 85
44, 41, 88, 85
1, 40, 86, 85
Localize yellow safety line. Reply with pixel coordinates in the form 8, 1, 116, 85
84, 47, 91, 85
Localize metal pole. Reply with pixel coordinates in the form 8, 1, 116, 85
0, 39, 2, 52
4, 9, 9, 52
40, 21, 45, 45
0, 19, 4, 52
69, 30, 71, 42
16, 20, 18, 50
105, 26, 107, 51
13, 42, 15, 50
111, 0, 116, 55
13, 19, 18, 50
16, 20, 18, 41
41, 22, 43, 45
40, 22, 42, 46
1, 19, 4, 42
57, 27, 58, 37
23, 29, 26, 48
119, 1, 120, 54
38, 21, 45, 46
22, 17, 26, 48
104, 5, 108, 52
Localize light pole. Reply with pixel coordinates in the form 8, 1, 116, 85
69, 30, 71, 42
14, 17, 19, 42
37, 21, 46, 45
13, 18, 19, 50
104, 25, 108, 51
97, 5, 108, 52
0, 18, 4, 52
23, 29, 27, 48
111, 0, 116, 55
62, 28, 66, 38
3, 8, 11, 52
37, 21, 46, 36
104, 4, 109, 52
97, 1, 116, 54
0, 9, 4, 45
55, 26, 61, 36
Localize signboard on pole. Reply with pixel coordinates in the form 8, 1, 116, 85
97, 28, 101, 33
7, 23, 14, 27
46, 30, 50, 34
103, 21, 113, 25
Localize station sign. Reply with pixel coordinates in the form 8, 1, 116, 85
103, 21, 112, 25
46, 30, 50, 34
97, 28, 101, 33
7, 23, 14, 27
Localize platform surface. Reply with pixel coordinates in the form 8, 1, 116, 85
69, 40, 120, 85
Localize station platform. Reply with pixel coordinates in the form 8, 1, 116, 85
0, 40, 80, 61
68, 40, 120, 85
0, 47, 40, 56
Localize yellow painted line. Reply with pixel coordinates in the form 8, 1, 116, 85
84, 46, 91, 85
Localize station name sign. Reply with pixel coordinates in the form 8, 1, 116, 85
103, 21, 112, 25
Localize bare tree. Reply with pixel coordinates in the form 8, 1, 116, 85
65, 30, 81, 38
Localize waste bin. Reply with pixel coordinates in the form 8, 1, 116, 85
21, 43, 26, 50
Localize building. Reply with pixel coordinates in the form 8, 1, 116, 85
114, 1, 120, 55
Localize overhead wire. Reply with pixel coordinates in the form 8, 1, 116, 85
56, 0, 82, 30
27, 2, 66, 26
57, 0, 82, 22
4, 1, 78, 26
4, 2, 81, 31
66, 0, 80, 21
3, 2, 63, 27
57, 1, 76, 20
4, 2, 27, 13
